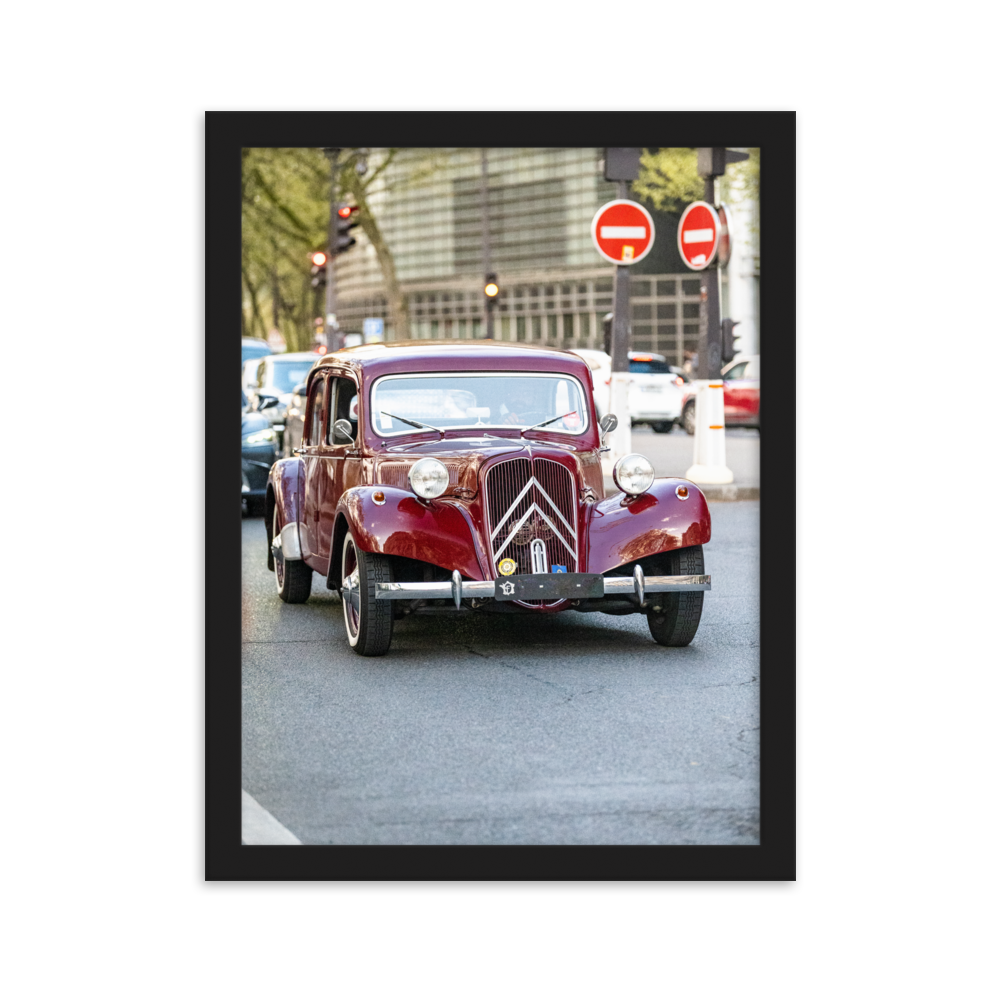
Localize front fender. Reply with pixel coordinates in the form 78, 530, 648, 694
330, 486, 485, 588
586, 478, 711, 575
265, 458, 305, 570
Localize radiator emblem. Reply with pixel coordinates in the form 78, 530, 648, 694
498, 558, 517, 576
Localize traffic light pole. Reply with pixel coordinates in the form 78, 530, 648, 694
697, 176, 722, 381
687, 162, 733, 484
322, 147, 343, 351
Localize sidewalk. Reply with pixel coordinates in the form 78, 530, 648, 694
603, 425, 760, 501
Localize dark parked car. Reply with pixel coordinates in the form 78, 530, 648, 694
245, 351, 321, 448
242, 410, 279, 515
265, 342, 712, 655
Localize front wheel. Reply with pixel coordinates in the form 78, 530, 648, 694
342, 531, 394, 656
651, 420, 674, 434
273, 508, 312, 603
682, 402, 696, 436
646, 545, 705, 647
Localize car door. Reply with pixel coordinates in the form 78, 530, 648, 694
332, 375, 363, 496
299, 374, 328, 563
313, 373, 362, 571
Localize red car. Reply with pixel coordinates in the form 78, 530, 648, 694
681, 354, 760, 434
265, 342, 712, 655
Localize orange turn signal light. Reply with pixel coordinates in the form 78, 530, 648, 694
675, 485, 689, 500
373, 491, 385, 503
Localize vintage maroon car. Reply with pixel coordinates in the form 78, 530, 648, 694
265, 342, 711, 656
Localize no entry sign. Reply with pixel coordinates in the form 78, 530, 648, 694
715, 203, 731, 268
591, 199, 655, 265
677, 201, 721, 270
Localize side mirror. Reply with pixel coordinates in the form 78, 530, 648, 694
599, 413, 618, 443
333, 418, 354, 443
257, 395, 280, 411
292, 382, 308, 397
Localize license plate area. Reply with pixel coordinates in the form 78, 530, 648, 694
494, 573, 604, 601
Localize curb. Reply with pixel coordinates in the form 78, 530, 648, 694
602, 478, 759, 502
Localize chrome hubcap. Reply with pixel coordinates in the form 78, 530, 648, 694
342, 540, 361, 638
273, 509, 284, 591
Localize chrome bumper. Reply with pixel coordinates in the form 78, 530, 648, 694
374, 566, 710, 609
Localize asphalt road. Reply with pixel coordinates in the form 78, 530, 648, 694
632, 424, 760, 485
242, 501, 759, 846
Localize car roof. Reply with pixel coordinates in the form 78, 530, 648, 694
312, 340, 592, 380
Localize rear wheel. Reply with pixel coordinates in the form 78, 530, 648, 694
682, 402, 696, 435
342, 531, 394, 656
651, 420, 674, 434
273, 508, 312, 603
646, 545, 705, 647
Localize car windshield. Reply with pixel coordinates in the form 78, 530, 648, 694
371, 373, 589, 436
271, 360, 315, 393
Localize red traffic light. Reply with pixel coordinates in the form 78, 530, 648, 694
311, 251, 328, 267
337, 205, 357, 218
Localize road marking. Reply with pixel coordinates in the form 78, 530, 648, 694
242, 789, 302, 845
683, 228, 715, 243
600, 225, 646, 238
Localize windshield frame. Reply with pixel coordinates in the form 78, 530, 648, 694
368, 370, 592, 439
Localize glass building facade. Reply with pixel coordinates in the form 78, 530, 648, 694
335, 148, 717, 366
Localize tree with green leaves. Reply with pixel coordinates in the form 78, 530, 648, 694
242, 147, 448, 350
242, 147, 330, 352
634, 147, 760, 220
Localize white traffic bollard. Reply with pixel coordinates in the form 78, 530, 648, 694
602, 371, 632, 477
685, 380, 734, 484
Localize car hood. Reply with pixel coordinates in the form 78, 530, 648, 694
372, 437, 604, 499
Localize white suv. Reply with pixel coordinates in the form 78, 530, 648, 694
570, 349, 688, 433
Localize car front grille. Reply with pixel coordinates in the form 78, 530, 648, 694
484, 458, 578, 603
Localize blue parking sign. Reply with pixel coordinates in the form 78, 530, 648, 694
363, 317, 384, 342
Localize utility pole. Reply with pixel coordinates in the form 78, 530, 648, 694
321, 147, 343, 351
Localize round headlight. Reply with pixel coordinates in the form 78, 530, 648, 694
613, 453, 655, 496
408, 458, 449, 499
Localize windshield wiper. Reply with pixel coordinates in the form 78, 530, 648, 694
387, 430, 508, 452
520, 411, 578, 437
379, 411, 444, 438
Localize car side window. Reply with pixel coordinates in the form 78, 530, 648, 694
724, 362, 748, 380
327, 376, 359, 445
305, 378, 326, 446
